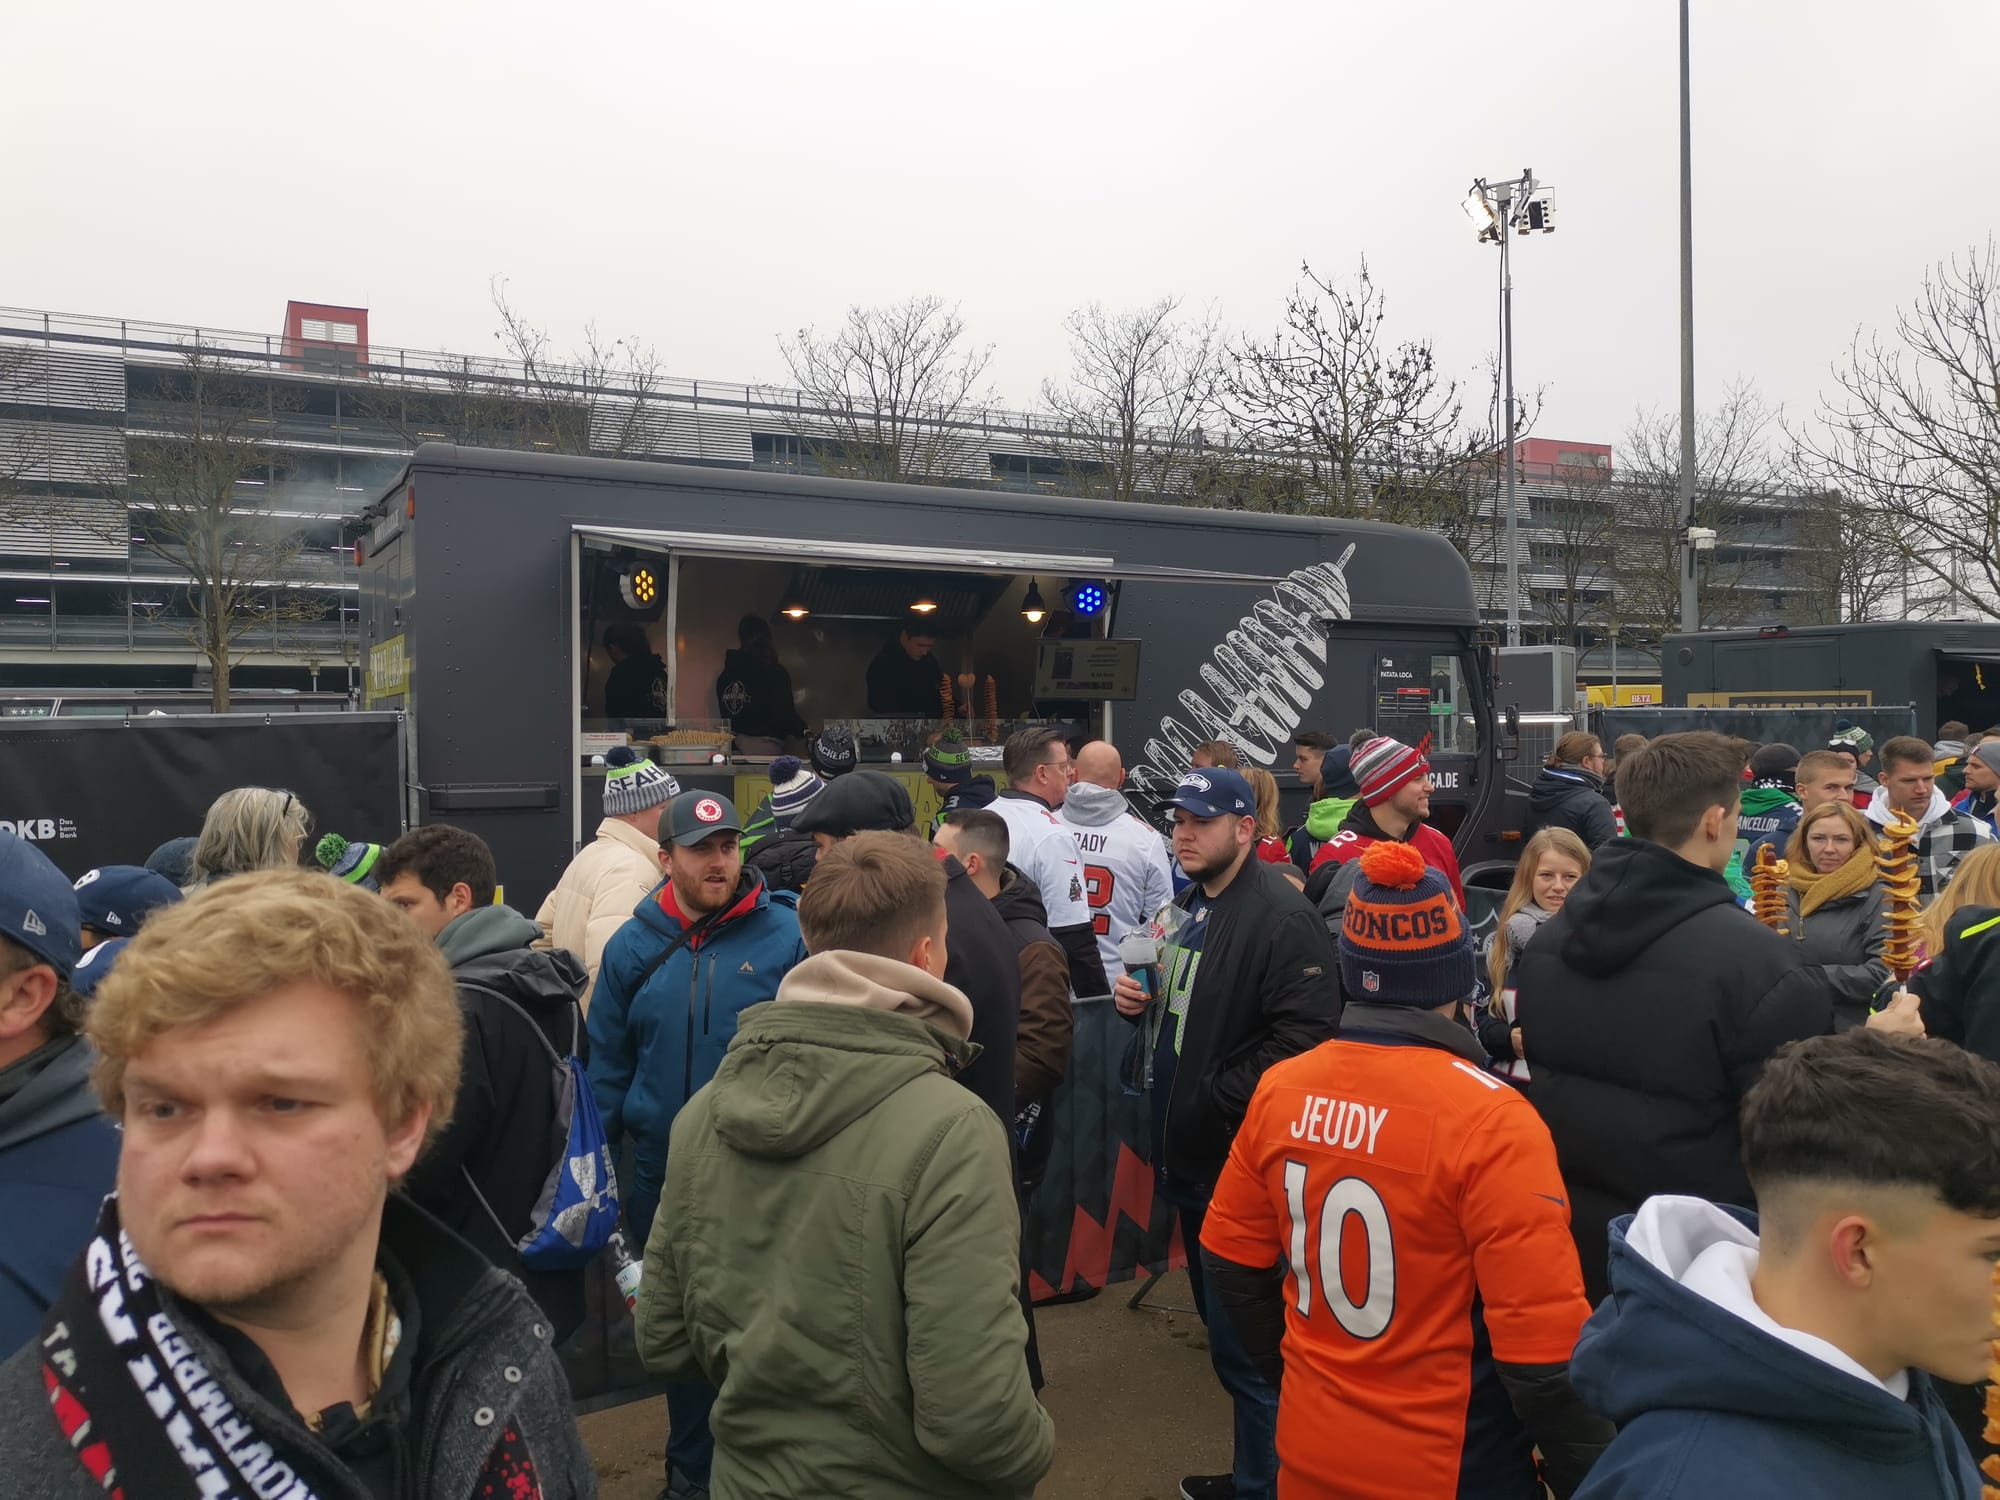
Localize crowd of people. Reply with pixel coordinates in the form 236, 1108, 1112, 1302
0, 715, 1996, 1499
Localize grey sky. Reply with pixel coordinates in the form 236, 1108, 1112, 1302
9, 0, 1995, 454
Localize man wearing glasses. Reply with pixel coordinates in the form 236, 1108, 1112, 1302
991, 727, 1109, 999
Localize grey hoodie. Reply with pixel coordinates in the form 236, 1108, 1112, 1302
0, 1036, 122, 1356
436, 901, 546, 967
1059, 780, 1137, 827
0, 1035, 103, 1152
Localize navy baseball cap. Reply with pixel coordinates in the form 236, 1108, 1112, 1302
1166, 768, 1256, 820
73, 864, 183, 937
667, 791, 744, 847
0, 829, 83, 976
70, 936, 129, 1000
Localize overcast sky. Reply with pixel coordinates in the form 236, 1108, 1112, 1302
7, 1, 1995, 452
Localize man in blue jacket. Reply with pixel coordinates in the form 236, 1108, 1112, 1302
0, 831, 120, 1357
1571, 1028, 1998, 1498
589, 791, 807, 1500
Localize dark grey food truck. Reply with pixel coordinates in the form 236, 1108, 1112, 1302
1665, 621, 2000, 738
358, 445, 1522, 911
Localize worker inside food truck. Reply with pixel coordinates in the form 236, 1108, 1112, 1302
579, 550, 1119, 774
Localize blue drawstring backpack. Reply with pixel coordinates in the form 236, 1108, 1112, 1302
459, 983, 620, 1270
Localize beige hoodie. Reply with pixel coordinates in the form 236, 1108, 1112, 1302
773, 949, 974, 1041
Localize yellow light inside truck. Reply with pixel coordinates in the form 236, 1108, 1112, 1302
620, 563, 658, 610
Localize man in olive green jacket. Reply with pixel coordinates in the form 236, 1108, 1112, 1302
637, 831, 1054, 1499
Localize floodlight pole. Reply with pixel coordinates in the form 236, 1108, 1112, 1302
1677, 0, 1700, 636
1500, 203, 1520, 647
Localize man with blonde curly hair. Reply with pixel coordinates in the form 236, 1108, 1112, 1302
0, 871, 596, 1500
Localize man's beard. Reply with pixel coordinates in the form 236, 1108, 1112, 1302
1179, 846, 1239, 884
676, 871, 738, 914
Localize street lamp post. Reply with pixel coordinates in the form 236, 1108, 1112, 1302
1678, 0, 1700, 635
1464, 170, 1556, 648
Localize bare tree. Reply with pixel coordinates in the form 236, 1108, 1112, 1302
1800, 239, 2000, 616
0, 342, 50, 528
778, 296, 994, 482
1780, 482, 1904, 625
350, 280, 669, 458
1216, 260, 1474, 523
1613, 381, 1789, 640
490, 281, 669, 456
99, 345, 326, 711
1038, 298, 1221, 502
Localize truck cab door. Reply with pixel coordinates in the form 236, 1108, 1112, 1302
1318, 624, 1498, 856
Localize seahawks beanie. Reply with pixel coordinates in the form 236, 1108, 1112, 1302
1338, 841, 1472, 1006
603, 746, 680, 817
923, 732, 972, 786
315, 833, 384, 892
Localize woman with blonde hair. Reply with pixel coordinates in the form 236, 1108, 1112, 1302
188, 786, 312, 888
1919, 841, 2000, 959
1478, 826, 1590, 1083
1779, 800, 1889, 1030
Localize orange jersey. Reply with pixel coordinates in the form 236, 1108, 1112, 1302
1201, 1029, 1591, 1500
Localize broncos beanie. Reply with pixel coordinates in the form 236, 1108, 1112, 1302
1338, 841, 1472, 1006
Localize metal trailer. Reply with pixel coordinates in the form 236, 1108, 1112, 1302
1664, 621, 2000, 739
357, 444, 1525, 910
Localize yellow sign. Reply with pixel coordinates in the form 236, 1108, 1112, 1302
367, 635, 411, 706
1585, 684, 1663, 708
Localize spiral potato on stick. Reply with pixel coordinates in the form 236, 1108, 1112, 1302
1875, 810, 1923, 980
1749, 843, 1790, 935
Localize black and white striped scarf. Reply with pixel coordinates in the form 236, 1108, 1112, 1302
35, 1194, 326, 1500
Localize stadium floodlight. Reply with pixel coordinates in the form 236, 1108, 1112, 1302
1462, 168, 1555, 648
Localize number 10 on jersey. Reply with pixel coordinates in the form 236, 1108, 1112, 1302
1283, 1161, 1395, 1339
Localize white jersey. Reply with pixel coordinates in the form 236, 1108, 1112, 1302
989, 792, 1093, 932
1059, 784, 1177, 980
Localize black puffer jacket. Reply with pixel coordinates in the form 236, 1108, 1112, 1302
747, 826, 819, 895
406, 906, 590, 1341
1780, 880, 1889, 1031
1912, 903, 2000, 1064
1125, 858, 1343, 1188
1527, 765, 1619, 849
1515, 838, 1833, 1302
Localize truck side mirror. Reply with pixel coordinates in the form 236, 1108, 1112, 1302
1503, 705, 1521, 737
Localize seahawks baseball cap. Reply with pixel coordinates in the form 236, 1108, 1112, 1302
1166, 768, 1255, 820
0, 829, 83, 976
72, 864, 183, 937
666, 791, 744, 846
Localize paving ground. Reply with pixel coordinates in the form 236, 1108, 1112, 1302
579, 1269, 1231, 1500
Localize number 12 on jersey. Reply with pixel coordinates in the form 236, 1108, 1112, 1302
1283, 1160, 1395, 1339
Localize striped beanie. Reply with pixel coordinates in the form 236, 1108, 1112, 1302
923, 733, 972, 786
315, 833, 384, 891
768, 756, 825, 821
1338, 841, 1472, 1006
1352, 736, 1429, 808
603, 746, 681, 817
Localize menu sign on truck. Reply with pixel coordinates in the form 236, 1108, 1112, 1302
1035, 638, 1142, 701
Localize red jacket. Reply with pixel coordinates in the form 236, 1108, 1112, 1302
1309, 816, 1466, 909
